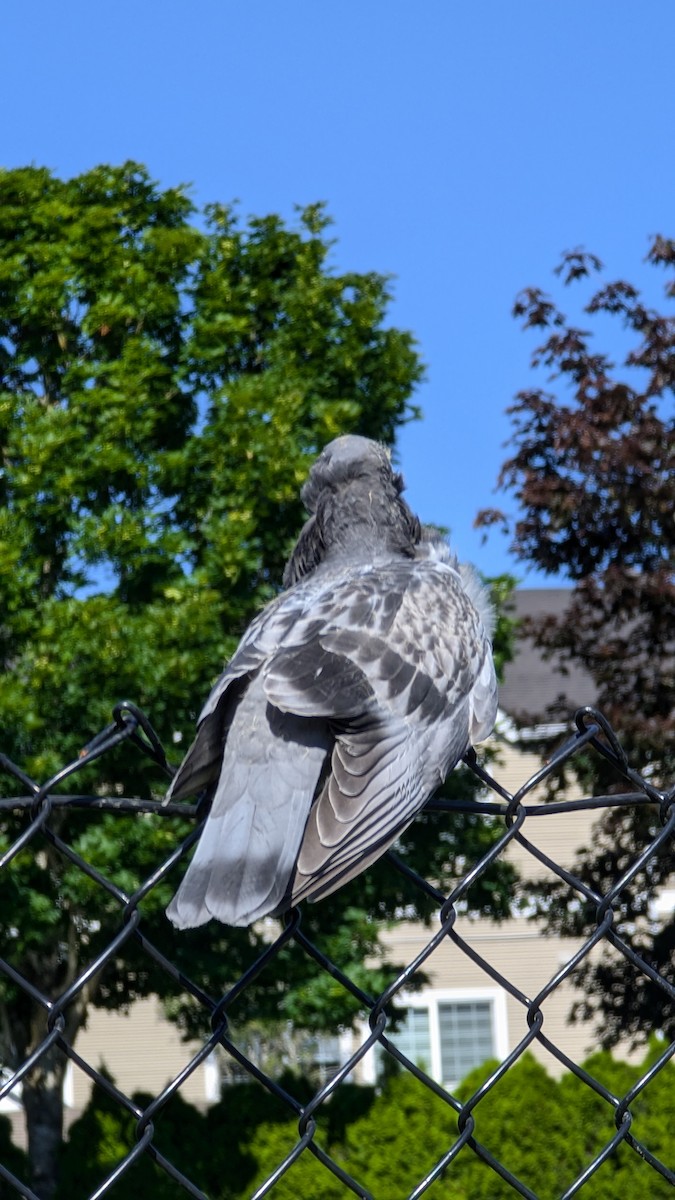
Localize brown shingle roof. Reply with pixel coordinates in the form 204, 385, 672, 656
499, 590, 598, 728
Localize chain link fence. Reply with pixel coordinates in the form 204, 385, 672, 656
1, 704, 674, 1199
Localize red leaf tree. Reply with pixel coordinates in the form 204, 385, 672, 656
478, 238, 675, 1045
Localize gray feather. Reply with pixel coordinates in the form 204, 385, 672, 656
166, 434, 498, 928
166, 673, 331, 927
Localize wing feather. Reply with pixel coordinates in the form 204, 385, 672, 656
469, 646, 499, 743
290, 718, 420, 905
168, 547, 498, 924
167, 674, 331, 927
283, 560, 495, 907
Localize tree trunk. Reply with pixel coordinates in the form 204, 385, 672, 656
2, 935, 102, 1199
21, 1043, 66, 1200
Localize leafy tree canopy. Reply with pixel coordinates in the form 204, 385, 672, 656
0, 162, 515, 1196
0, 162, 425, 775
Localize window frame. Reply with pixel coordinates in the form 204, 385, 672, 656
360, 986, 509, 1088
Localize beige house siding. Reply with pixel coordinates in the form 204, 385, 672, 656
68, 996, 213, 1114
4, 998, 213, 1150
374, 914, 599, 1082
486, 738, 595, 878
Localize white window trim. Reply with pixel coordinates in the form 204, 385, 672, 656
358, 985, 509, 1088
1, 1062, 78, 1111
204, 1052, 221, 1103
63, 1062, 74, 1108
650, 889, 675, 921
0, 1070, 22, 1113
338, 1027, 354, 1067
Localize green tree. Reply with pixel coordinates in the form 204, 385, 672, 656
337, 1050, 674, 1199
56, 1081, 218, 1200
0, 160, 423, 1197
57, 1072, 373, 1200
0, 1114, 29, 1198
337, 1069, 456, 1197
0, 162, 515, 1196
55, 1048, 674, 1200
477, 238, 675, 1048
0, 165, 422, 774
450, 1055, 576, 1198
556, 1042, 675, 1200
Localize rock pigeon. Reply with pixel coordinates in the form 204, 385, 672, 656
166, 434, 497, 928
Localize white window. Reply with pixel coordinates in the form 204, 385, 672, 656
204, 1052, 222, 1103
0, 1068, 22, 1113
363, 988, 508, 1088
308, 1034, 343, 1084
437, 999, 495, 1083
384, 1006, 433, 1075
218, 1027, 353, 1089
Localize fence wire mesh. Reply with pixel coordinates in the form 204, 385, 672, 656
1, 703, 674, 1200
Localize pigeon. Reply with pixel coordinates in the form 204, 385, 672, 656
166, 434, 498, 929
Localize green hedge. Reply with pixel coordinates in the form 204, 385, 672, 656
49, 1045, 673, 1199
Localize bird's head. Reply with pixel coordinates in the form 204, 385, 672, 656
301, 435, 399, 513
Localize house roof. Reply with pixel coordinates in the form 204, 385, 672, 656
498, 589, 598, 729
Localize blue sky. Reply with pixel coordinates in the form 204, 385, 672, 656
3, 2, 674, 583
